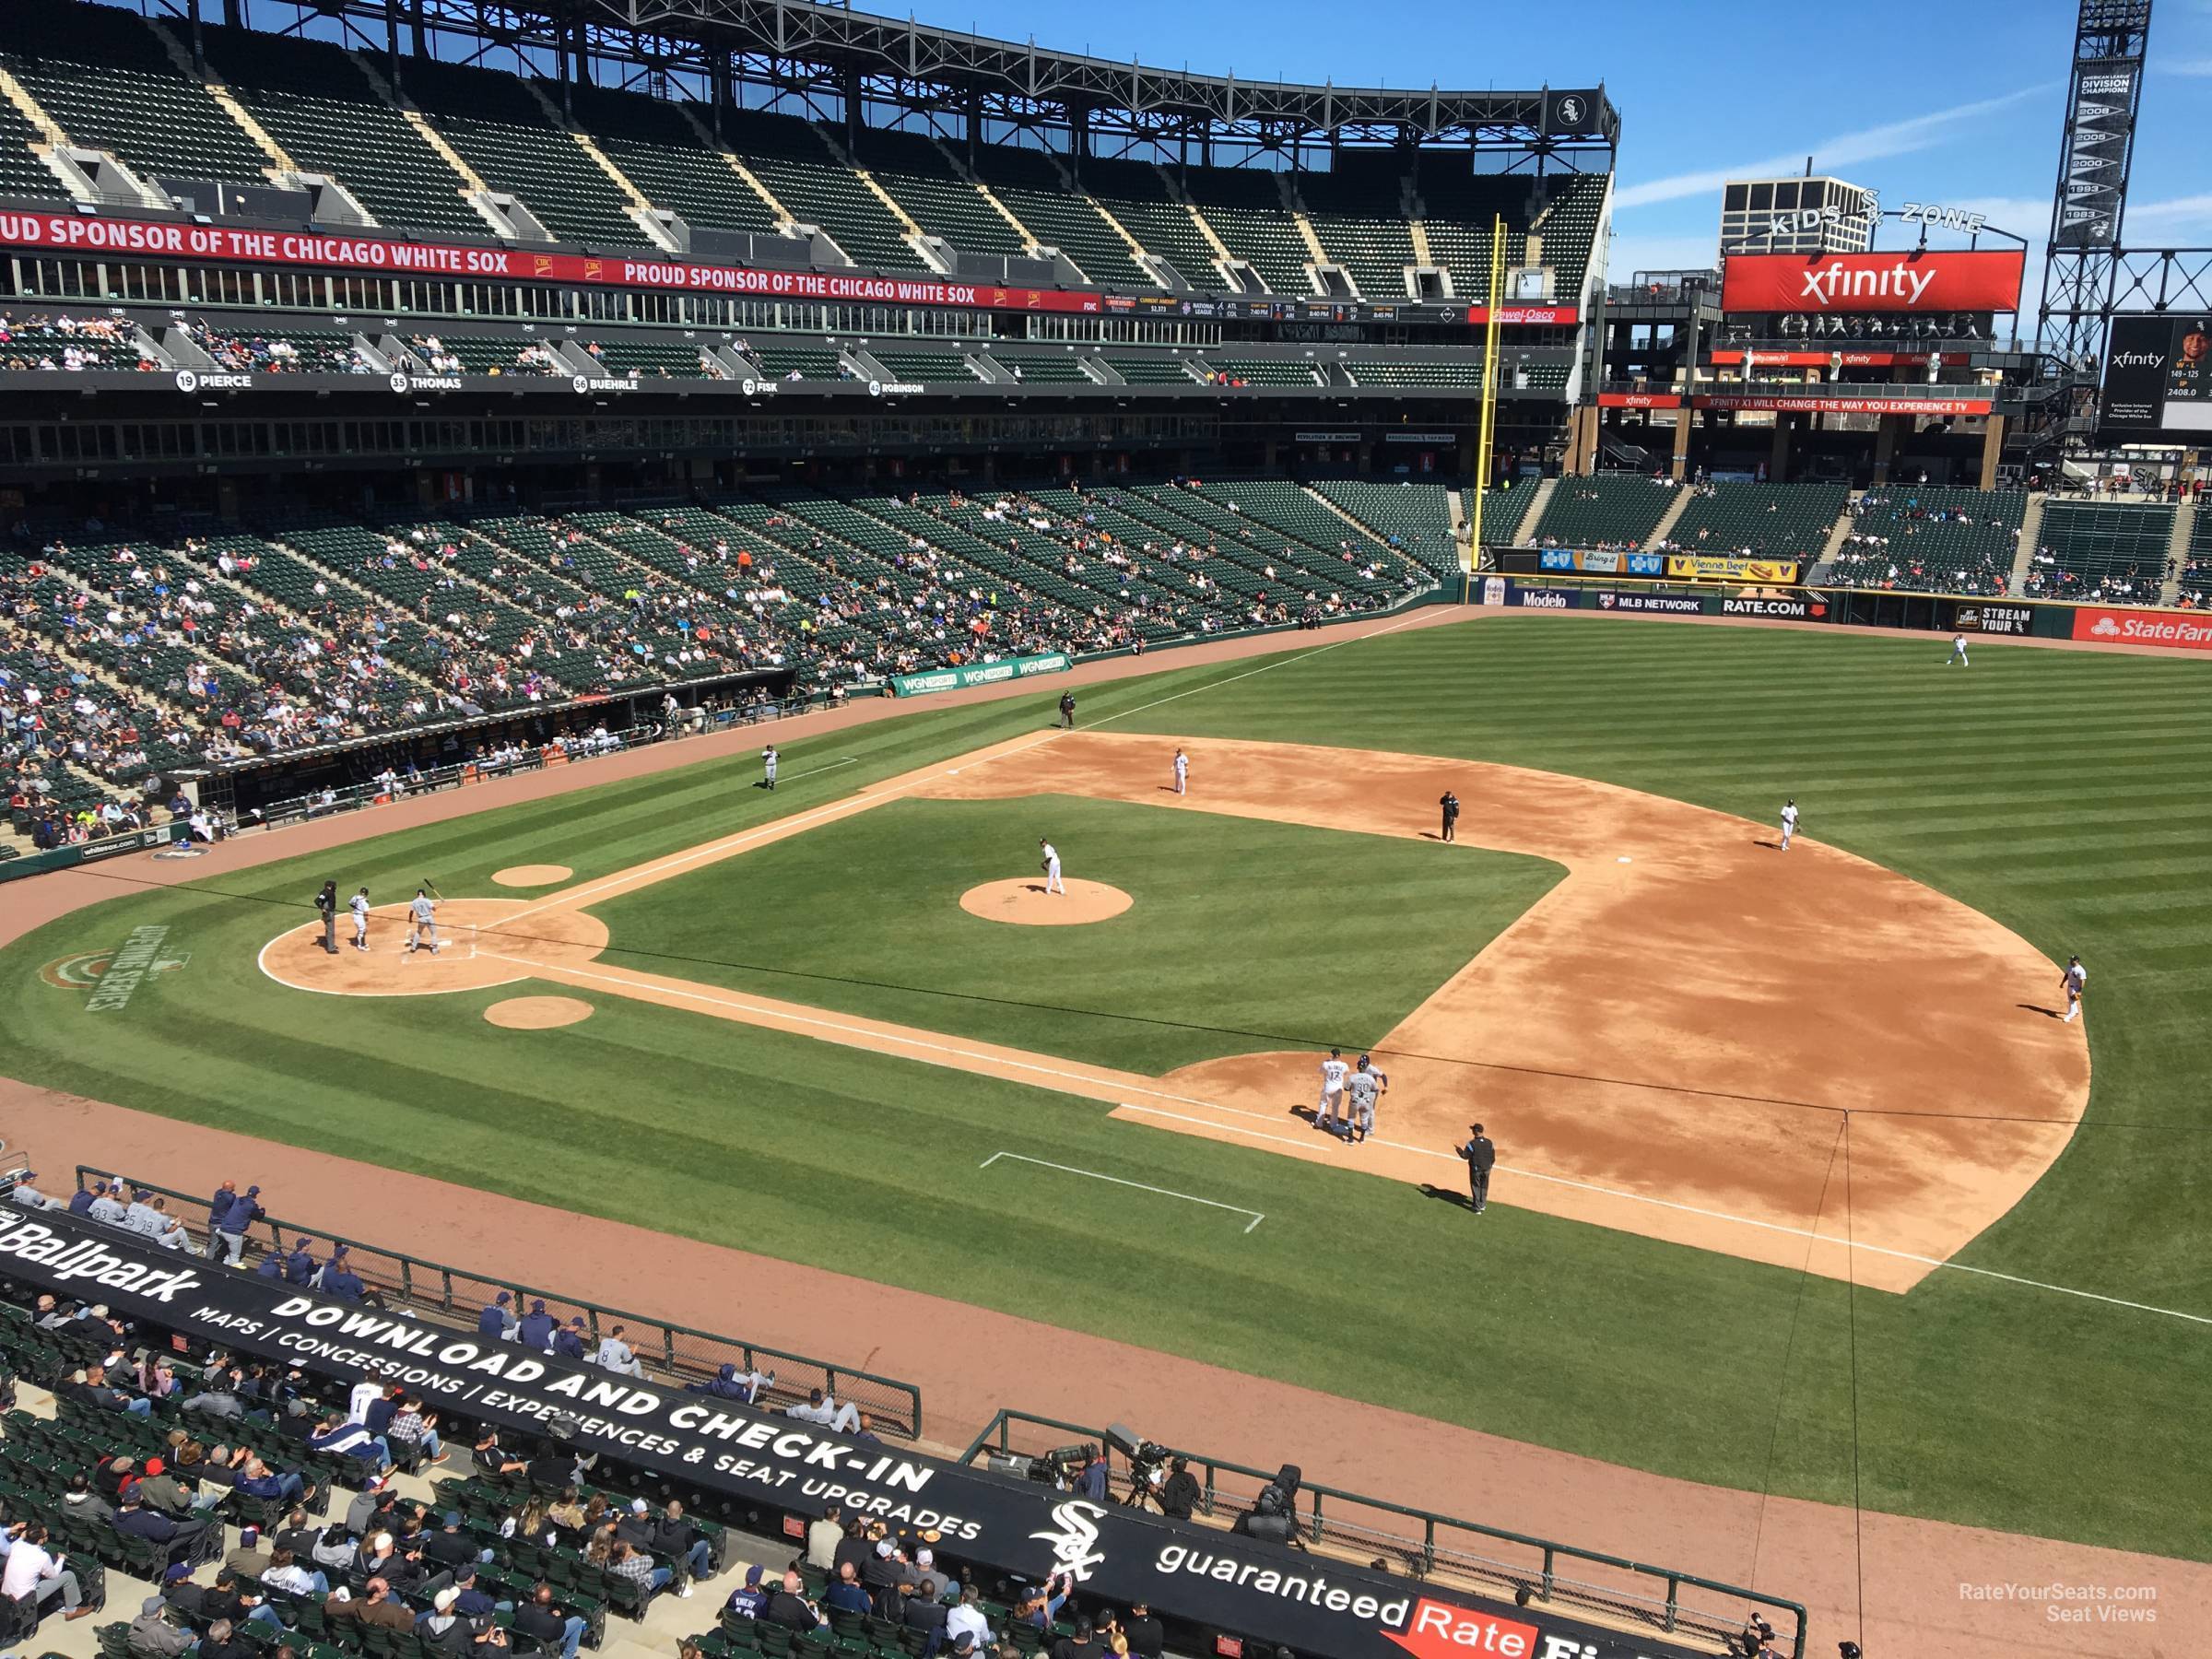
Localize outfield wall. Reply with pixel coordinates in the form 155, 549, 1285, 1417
1473, 574, 2212, 652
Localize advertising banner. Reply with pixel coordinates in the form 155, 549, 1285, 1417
1690, 393, 1992, 418
0, 825, 184, 888
1950, 601, 2037, 637
1718, 250, 2026, 314
1504, 585, 1581, 610
1718, 595, 1825, 620
0, 212, 1567, 331
2099, 314, 2212, 435
0, 1203, 1702, 1659
1592, 591, 1710, 616
1594, 391, 1682, 409
888, 652, 1071, 697
1537, 550, 1664, 575
2055, 59, 2141, 249
1664, 556, 1801, 584
2070, 607, 2212, 652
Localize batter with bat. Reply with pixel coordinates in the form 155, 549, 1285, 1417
406, 877, 444, 955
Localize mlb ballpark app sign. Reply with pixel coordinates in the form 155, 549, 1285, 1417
1721, 249, 2026, 315
0, 1203, 1712, 1659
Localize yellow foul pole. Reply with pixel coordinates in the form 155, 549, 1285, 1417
1462, 213, 1507, 604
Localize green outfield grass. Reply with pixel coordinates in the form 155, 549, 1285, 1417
590, 796, 1559, 1072
2, 613, 2206, 1559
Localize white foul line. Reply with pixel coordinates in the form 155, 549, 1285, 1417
981, 1150, 1263, 1233
1111, 1102, 2212, 1327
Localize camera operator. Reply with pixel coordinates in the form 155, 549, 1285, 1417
1072, 1450, 1108, 1505
1231, 1465, 1306, 1550
1157, 1458, 1200, 1522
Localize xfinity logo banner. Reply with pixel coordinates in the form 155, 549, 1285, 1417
0, 1206, 1711, 1659
1721, 250, 2025, 315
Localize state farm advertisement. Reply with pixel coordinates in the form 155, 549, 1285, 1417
2071, 607, 2212, 652
1721, 249, 2025, 314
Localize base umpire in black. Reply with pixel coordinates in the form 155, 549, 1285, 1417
1439, 790, 1461, 842
1455, 1123, 1495, 1214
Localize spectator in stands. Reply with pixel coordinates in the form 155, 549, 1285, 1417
806, 1504, 844, 1571
424, 1511, 493, 1573
136, 1457, 216, 1519
309, 1412, 389, 1473
511, 1583, 587, 1659
1051, 1614, 1102, 1659
385, 1394, 447, 1467
84, 1364, 153, 1418
418, 1587, 475, 1653
472, 1428, 526, 1479
1, 1521, 94, 1621
946, 1588, 993, 1653
651, 1500, 712, 1589
196, 1618, 253, 1659
725, 1563, 770, 1621
223, 1528, 269, 1581
763, 1569, 825, 1632
129, 1592, 196, 1658
261, 1547, 326, 1596
114, 1488, 211, 1559
607, 1539, 670, 1600
337, 1578, 418, 1634
821, 1561, 870, 1617
236, 1453, 310, 1507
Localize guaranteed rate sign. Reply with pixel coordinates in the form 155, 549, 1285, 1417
0, 1204, 1711, 1659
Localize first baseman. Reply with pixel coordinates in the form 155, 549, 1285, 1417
761, 744, 779, 790
2062, 954, 2087, 1024
349, 887, 371, 951
1344, 1054, 1388, 1143
1779, 798, 1799, 852
405, 888, 441, 955
1316, 1046, 1349, 1134
1039, 838, 1065, 895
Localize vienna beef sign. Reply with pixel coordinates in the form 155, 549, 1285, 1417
1720, 249, 2025, 314
0, 1204, 1705, 1659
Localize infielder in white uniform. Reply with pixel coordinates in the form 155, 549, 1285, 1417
761, 744, 778, 790
1945, 632, 1970, 667
1039, 838, 1064, 895
2062, 954, 2087, 1024
349, 887, 371, 951
1172, 747, 1189, 795
1316, 1047, 1350, 1134
406, 888, 441, 954
1779, 798, 1799, 852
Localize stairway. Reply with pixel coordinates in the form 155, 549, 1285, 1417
1504, 477, 1557, 547
1642, 485, 1695, 551
2159, 501, 2194, 606
2008, 493, 2047, 596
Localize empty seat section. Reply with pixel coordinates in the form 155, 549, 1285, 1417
1526, 476, 1681, 548
1198, 358, 1322, 387
852, 129, 1023, 256
1083, 159, 1218, 288
1305, 214, 1418, 300
0, 89, 68, 201
579, 335, 725, 378
569, 84, 782, 237
1103, 355, 1201, 384
975, 148, 1149, 285
987, 353, 1093, 383
867, 348, 981, 383
739, 341, 848, 381
202, 24, 481, 236
1179, 170, 1310, 294
397, 57, 642, 246
5, 0, 271, 187
2028, 501, 2175, 603
1309, 478, 1460, 577
1664, 482, 1850, 559
1344, 360, 1480, 387
724, 109, 919, 270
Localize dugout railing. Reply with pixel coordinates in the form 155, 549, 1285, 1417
69, 1168, 925, 1440
961, 1409, 1806, 1659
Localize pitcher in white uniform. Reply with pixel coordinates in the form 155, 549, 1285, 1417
1039, 838, 1065, 895
349, 887, 371, 951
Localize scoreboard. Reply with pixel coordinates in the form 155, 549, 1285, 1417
2100, 314, 2212, 435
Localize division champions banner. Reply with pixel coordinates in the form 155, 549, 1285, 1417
0, 1204, 1708, 1659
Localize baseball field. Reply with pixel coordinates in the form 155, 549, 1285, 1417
4, 610, 2206, 1580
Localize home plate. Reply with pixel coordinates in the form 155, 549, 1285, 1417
1618, 855, 1632, 864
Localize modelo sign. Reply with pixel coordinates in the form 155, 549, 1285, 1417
1721, 249, 2025, 314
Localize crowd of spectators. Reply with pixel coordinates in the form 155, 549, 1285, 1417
0, 312, 144, 373
1828, 492, 2023, 596
181, 323, 374, 376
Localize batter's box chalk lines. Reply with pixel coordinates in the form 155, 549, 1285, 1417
981, 1149, 1264, 1233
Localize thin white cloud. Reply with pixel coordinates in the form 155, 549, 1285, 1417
2126, 193, 2212, 230
1614, 85, 2054, 211
2160, 56, 2212, 75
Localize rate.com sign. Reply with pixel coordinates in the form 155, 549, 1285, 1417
2072, 608, 2212, 651
1721, 249, 2026, 314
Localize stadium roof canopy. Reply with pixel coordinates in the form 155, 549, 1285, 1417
299, 0, 1618, 160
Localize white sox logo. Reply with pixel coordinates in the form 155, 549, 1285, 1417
1029, 1499, 1107, 1582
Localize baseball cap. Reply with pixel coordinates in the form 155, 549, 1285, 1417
629, 1499, 649, 1514
434, 1589, 458, 1613
744, 1566, 764, 1587
162, 1562, 192, 1583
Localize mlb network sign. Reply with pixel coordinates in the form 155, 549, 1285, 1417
1721, 249, 2025, 314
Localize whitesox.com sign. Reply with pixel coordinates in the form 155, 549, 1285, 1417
1722, 249, 2025, 314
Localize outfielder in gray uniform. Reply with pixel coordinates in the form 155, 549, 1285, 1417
1344, 1055, 1388, 1145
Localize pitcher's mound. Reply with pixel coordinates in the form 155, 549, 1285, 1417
959, 877, 1132, 925
492, 864, 572, 888
485, 995, 593, 1030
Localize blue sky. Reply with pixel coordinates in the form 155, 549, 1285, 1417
939, 0, 2212, 304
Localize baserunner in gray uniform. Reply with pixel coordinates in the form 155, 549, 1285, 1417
1344, 1054, 1388, 1145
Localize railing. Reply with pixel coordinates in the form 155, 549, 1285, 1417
71, 1167, 924, 1441
959, 1409, 1806, 1659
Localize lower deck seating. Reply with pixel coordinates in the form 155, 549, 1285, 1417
2026, 500, 2175, 604
1524, 475, 1681, 549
